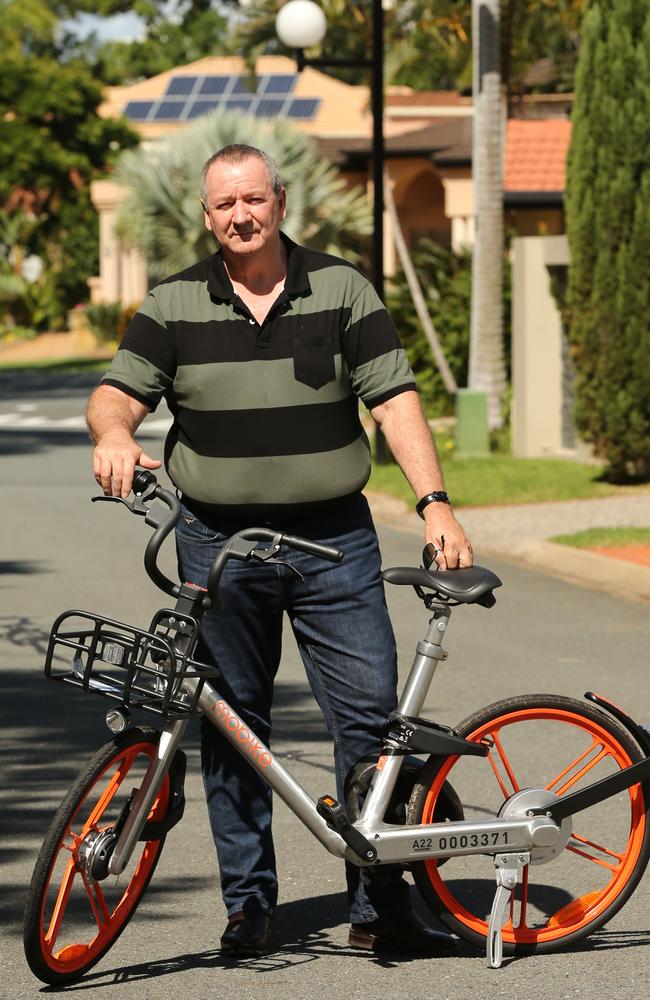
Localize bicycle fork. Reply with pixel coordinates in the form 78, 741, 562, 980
107, 719, 187, 877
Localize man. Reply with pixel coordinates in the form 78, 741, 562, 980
87, 144, 473, 958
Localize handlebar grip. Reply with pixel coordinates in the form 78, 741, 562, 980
133, 469, 158, 495
281, 534, 344, 563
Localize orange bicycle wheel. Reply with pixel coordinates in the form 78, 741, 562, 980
409, 694, 650, 955
24, 727, 170, 985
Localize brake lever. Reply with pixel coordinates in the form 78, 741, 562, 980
91, 495, 148, 516
251, 548, 305, 581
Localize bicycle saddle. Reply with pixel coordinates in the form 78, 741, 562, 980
382, 565, 502, 606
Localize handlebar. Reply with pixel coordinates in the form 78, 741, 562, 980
206, 527, 343, 608
96, 470, 344, 607
134, 470, 182, 599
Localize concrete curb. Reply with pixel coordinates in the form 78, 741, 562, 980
366, 491, 650, 605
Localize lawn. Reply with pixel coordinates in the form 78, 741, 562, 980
368, 451, 614, 508
552, 527, 650, 548
0, 357, 111, 373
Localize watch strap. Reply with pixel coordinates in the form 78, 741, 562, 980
416, 491, 451, 519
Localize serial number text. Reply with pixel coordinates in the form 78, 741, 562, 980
411, 832, 510, 852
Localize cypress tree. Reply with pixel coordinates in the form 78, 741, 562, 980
566, 0, 650, 480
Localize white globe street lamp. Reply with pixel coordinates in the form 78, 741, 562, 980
275, 1, 327, 51
272, 0, 389, 461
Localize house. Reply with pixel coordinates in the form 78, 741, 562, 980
91, 54, 572, 304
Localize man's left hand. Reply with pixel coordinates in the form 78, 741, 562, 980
423, 504, 473, 570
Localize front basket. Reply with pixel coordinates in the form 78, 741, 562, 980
44, 609, 219, 719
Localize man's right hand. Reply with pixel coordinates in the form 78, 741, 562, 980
93, 434, 161, 499
87, 385, 160, 498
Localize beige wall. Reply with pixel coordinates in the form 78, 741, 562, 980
89, 180, 149, 305
511, 235, 586, 458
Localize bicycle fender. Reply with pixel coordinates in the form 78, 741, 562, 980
139, 748, 187, 841
585, 692, 650, 756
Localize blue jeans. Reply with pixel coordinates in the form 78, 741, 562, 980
175, 493, 410, 924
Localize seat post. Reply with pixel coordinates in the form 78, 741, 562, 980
358, 605, 451, 828
396, 605, 452, 718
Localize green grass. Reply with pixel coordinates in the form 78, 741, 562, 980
368, 452, 614, 508
0, 357, 111, 373
552, 527, 650, 548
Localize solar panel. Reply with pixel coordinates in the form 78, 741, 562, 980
263, 75, 297, 94
199, 76, 229, 96
166, 76, 197, 96
256, 99, 285, 118
123, 83, 321, 125
232, 76, 259, 95
153, 100, 186, 121
123, 101, 155, 121
186, 100, 219, 119
225, 98, 254, 112
287, 98, 320, 119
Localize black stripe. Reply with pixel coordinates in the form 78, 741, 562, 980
120, 314, 176, 377
170, 309, 351, 365
101, 378, 161, 409
364, 383, 417, 409
176, 395, 361, 458
344, 310, 402, 369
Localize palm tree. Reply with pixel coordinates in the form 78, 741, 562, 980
114, 109, 372, 279
468, 0, 506, 430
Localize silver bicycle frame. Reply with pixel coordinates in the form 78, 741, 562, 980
109, 600, 562, 876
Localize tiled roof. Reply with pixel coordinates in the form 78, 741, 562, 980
317, 117, 473, 166
320, 118, 572, 194
504, 119, 571, 192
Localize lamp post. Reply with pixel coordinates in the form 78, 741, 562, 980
275, 0, 385, 304
275, 0, 389, 460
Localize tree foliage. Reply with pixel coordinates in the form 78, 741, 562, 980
386, 237, 511, 418
86, 1, 230, 84
386, 241, 472, 417
0, 0, 138, 328
232, 1, 587, 96
565, 0, 650, 480
114, 110, 372, 278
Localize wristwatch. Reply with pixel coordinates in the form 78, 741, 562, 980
416, 491, 451, 519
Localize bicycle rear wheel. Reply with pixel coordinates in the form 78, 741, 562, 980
24, 727, 170, 985
409, 694, 650, 955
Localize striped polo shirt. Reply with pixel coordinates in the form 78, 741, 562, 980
102, 234, 415, 517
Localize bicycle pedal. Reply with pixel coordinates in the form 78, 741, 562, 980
317, 794, 377, 863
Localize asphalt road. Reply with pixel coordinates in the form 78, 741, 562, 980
1, 376, 649, 999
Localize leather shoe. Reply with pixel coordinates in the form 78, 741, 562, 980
349, 910, 457, 956
221, 906, 272, 957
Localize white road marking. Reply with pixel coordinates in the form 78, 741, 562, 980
0, 412, 171, 434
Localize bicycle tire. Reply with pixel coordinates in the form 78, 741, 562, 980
24, 727, 170, 985
408, 694, 650, 955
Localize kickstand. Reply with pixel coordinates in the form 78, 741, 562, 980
486, 852, 530, 969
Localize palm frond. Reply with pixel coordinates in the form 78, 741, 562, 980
115, 109, 371, 276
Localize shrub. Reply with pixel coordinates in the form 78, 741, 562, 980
86, 302, 121, 345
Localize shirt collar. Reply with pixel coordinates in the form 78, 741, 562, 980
206, 232, 311, 302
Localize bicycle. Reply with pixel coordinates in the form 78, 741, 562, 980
23, 471, 650, 984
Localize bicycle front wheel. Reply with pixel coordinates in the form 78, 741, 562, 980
409, 694, 650, 955
24, 727, 170, 985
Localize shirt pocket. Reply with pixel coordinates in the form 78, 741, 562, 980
293, 329, 336, 390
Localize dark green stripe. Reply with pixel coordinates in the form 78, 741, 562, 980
173, 356, 349, 410
167, 435, 372, 505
